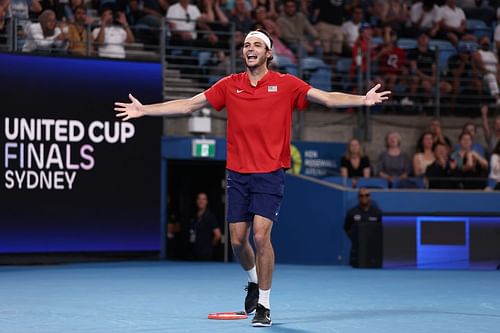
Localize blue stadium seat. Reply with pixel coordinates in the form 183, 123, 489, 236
437, 48, 457, 73
336, 57, 352, 90
392, 177, 426, 189
371, 36, 383, 47
467, 19, 492, 39
322, 176, 353, 187
355, 178, 389, 189
458, 40, 478, 53
487, 178, 497, 189
300, 57, 332, 91
397, 38, 417, 50
429, 39, 454, 51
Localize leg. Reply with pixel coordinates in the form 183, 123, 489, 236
229, 221, 254, 271
252, 215, 274, 290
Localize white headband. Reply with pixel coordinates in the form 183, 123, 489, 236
244, 31, 272, 50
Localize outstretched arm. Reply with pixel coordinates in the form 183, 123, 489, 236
306, 84, 391, 108
114, 92, 209, 121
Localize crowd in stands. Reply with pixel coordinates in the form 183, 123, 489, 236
339, 106, 500, 190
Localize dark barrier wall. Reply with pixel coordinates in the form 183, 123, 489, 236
0, 54, 163, 253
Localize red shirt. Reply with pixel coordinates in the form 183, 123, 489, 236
379, 46, 406, 75
204, 71, 311, 173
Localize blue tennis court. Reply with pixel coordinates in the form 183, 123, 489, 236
1, 261, 498, 333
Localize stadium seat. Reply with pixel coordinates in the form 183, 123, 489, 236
371, 36, 383, 47
429, 39, 454, 52
300, 57, 332, 91
397, 38, 417, 50
437, 48, 457, 73
355, 178, 389, 189
467, 19, 492, 39
392, 177, 426, 189
322, 176, 353, 187
336, 57, 352, 90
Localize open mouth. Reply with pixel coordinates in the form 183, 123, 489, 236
247, 54, 258, 61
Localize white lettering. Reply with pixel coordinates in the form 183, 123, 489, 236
121, 122, 135, 143
55, 119, 68, 141
4, 142, 18, 168
4, 117, 18, 140
46, 144, 64, 169
4, 170, 14, 189
88, 121, 104, 143
69, 120, 85, 142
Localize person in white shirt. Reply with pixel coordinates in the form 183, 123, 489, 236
341, 6, 363, 56
473, 36, 500, 103
23, 9, 68, 53
92, 7, 134, 59
166, 0, 201, 41
430, 0, 475, 46
489, 141, 500, 190
409, 0, 439, 34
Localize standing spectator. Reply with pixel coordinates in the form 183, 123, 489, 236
23, 9, 68, 52
92, 7, 134, 59
413, 131, 436, 177
489, 141, 500, 190
409, 0, 440, 35
406, 31, 452, 105
481, 105, 500, 152
67, 5, 89, 55
188, 192, 222, 261
344, 187, 382, 267
311, 0, 345, 58
340, 138, 371, 187
430, 0, 475, 46
472, 36, 500, 104
377, 130, 413, 185
228, 0, 253, 46
277, 0, 321, 57
341, 6, 364, 56
428, 118, 452, 150
451, 131, 489, 189
377, 28, 408, 94
425, 141, 460, 189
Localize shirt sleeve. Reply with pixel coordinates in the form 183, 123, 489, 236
204, 76, 228, 111
288, 74, 311, 110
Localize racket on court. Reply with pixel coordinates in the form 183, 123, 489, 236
207, 311, 248, 320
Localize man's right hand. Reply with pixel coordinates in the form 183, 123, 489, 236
114, 94, 145, 121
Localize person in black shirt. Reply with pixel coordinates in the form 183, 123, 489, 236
340, 138, 371, 187
311, 0, 345, 57
344, 188, 382, 267
189, 192, 222, 261
425, 141, 460, 189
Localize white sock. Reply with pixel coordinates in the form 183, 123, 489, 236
246, 266, 258, 284
258, 288, 271, 309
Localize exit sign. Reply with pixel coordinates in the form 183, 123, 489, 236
192, 139, 216, 158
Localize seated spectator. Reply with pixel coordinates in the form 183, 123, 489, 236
425, 141, 460, 189
413, 131, 436, 177
451, 131, 489, 189
350, 23, 382, 92
377, 131, 413, 186
23, 9, 68, 53
9, 0, 42, 50
340, 138, 371, 187
127, 0, 169, 46
40, 0, 65, 19
428, 118, 452, 151
228, 0, 253, 46
472, 36, 500, 104
377, 28, 408, 95
92, 7, 134, 59
409, 0, 440, 36
257, 16, 297, 66
457, 0, 495, 25
430, 0, 476, 46
341, 6, 364, 56
60, 0, 86, 23
374, 0, 409, 37
251, 0, 277, 20
277, 0, 321, 57
406, 31, 452, 105
489, 141, 500, 190
459, 121, 486, 157
67, 5, 89, 55
311, 0, 345, 58
166, 0, 202, 42
446, 42, 481, 112
481, 105, 500, 153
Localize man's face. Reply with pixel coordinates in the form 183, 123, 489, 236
196, 193, 208, 210
358, 189, 370, 206
430, 120, 441, 134
284, 1, 297, 16
434, 144, 447, 160
465, 124, 476, 137
44, 13, 57, 31
352, 8, 363, 23
243, 37, 270, 69
75, 8, 86, 24
101, 9, 113, 24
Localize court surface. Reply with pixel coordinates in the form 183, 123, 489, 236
1, 261, 499, 333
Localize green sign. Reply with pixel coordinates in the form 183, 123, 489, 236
192, 139, 216, 158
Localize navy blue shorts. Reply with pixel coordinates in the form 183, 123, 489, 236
227, 169, 285, 223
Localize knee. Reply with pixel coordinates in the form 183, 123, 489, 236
253, 232, 270, 250
231, 236, 245, 250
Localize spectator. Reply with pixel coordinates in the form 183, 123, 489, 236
60, 0, 86, 23
406, 31, 452, 105
344, 187, 382, 267
228, 0, 253, 46
446, 42, 481, 112
127, 0, 169, 45
430, 0, 476, 46
340, 138, 371, 187
480, 104, 500, 152
413, 131, 436, 177
92, 7, 134, 59
166, 0, 201, 41
67, 5, 88, 55
7, 0, 42, 49
451, 131, 489, 189
311, 0, 345, 58
23, 9, 68, 53
374, 0, 409, 37
256, 14, 297, 66
40, 0, 64, 19
472, 36, 500, 104
460, 121, 486, 157
188, 192, 222, 261
409, 0, 440, 35
377, 130, 413, 185
377, 27, 408, 94
276, 0, 321, 57
428, 118, 452, 150
251, 0, 277, 20
425, 141, 460, 189
350, 23, 382, 92
489, 141, 500, 190
341, 6, 364, 56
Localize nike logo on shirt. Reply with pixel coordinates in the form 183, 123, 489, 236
236, 89, 244, 93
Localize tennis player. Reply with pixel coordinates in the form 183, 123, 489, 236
115, 29, 390, 327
